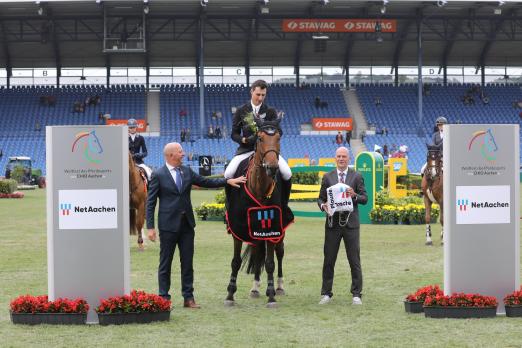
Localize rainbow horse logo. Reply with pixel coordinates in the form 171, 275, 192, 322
468, 128, 498, 162
71, 130, 104, 165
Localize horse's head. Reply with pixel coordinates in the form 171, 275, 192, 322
88, 130, 103, 154
425, 144, 442, 179
254, 117, 281, 179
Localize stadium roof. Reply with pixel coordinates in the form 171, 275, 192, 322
1, 0, 522, 69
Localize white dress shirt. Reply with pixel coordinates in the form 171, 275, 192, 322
166, 162, 182, 187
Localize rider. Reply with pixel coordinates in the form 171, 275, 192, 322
224, 79, 292, 182
421, 116, 447, 175
128, 118, 152, 180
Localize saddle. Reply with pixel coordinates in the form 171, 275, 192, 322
225, 157, 294, 244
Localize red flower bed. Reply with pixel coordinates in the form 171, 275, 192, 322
0, 192, 24, 199
424, 293, 497, 307
405, 285, 443, 303
10, 295, 89, 314
504, 286, 522, 306
96, 290, 171, 314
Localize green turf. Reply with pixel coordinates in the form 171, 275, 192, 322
1, 189, 522, 347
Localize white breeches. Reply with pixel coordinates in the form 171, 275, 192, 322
224, 151, 292, 181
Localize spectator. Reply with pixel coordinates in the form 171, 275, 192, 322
383, 144, 389, 157
94, 95, 101, 105
103, 112, 111, 121
422, 84, 431, 96
345, 130, 352, 146
98, 112, 104, 123
315, 96, 321, 108
382, 127, 388, 136
35, 121, 41, 132
519, 111, 522, 119
374, 96, 382, 107
208, 125, 214, 139
360, 130, 366, 143
180, 128, 186, 142
0, 148, 3, 158
48, 95, 56, 107
216, 111, 222, 119
39, 96, 48, 106
179, 108, 187, 117
212, 111, 218, 120
335, 131, 343, 146
186, 128, 191, 142
215, 126, 222, 139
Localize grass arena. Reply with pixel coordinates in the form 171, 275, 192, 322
1, 188, 522, 347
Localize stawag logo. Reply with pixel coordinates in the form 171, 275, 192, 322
468, 129, 498, 162
71, 130, 104, 165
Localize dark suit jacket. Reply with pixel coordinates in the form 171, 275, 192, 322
317, 168, 368, 229
129, 134, 148, 165
231, 103, 282, 155
146, 164, 226, 233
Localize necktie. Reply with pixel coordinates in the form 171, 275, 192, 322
174, 168, 182, 191
339, 172, 345, 184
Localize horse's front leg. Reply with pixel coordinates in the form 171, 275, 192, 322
439, 200, 444, 245
265, 242, 277, 308
424, 195, 433, 246
225, 239, 242, 306
275, 241, 285, 296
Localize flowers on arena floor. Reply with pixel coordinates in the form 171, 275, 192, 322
503, 287, 522, 306
195, 202, 225, 220
95, 290, 171, 314
424, 293, 497, 308
10, 295, 89, 314
405, 285, 443, 303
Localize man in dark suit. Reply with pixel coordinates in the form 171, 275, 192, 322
224, 80, 291, 181
317, 146, 367, 305
146, 142, 246, 308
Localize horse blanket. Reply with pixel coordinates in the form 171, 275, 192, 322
225, 157, 294, 244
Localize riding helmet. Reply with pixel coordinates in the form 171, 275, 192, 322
127, 118, 138, 128
435, 116, 448, 125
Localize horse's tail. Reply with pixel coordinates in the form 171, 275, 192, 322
129, 208, 137, 235
241, 242, 266, 275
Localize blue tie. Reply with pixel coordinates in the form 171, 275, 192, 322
174, 168, 182, 191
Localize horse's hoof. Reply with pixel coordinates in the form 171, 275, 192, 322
250, 290, 260, 298
266, 302, 278, 308
138, 244, 145, 251
275, 288, 285, 296
425, 241, 433, 246
224, 300, 235, 307
440, 242, 444, 246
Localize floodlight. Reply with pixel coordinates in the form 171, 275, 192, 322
437, 0, 447, 7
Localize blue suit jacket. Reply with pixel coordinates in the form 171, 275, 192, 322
146, 164, 226, 233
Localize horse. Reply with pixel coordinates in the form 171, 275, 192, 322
421, 145, 443, 246
129, 153, 147, 250
225, 119, 288, 308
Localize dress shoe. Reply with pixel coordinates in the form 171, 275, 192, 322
183, 299, 201, 309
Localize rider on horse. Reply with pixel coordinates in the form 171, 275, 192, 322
128, 118, 152, 181
421, 116, 447, 175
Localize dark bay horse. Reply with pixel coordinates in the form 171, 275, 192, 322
225, 120, 286, 308
421, 145, 443, 246
129, 153, 147, 250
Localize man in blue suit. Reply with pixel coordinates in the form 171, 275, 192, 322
146, 142, 246, 308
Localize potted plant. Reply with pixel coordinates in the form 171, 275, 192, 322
96, 290, 171, 325
195, 202, 225, 221
404, 285, 443, 313
503, 287, 522, 317
423, 292, 497, 318
10, 295, 89, 325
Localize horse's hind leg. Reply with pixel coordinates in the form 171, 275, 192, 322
225, 239, 242, 306
137, 203, 145, 251
424, 196, 433, 246
265, 242, 277, 308
275, 241, 285, 296
250, 271, 261, 298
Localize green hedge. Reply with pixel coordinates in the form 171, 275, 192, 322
292, 172, 319, 185
0, 179, 18, 194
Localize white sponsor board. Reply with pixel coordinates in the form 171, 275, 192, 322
456, 185, 510, 224
59, 189, 118, 229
